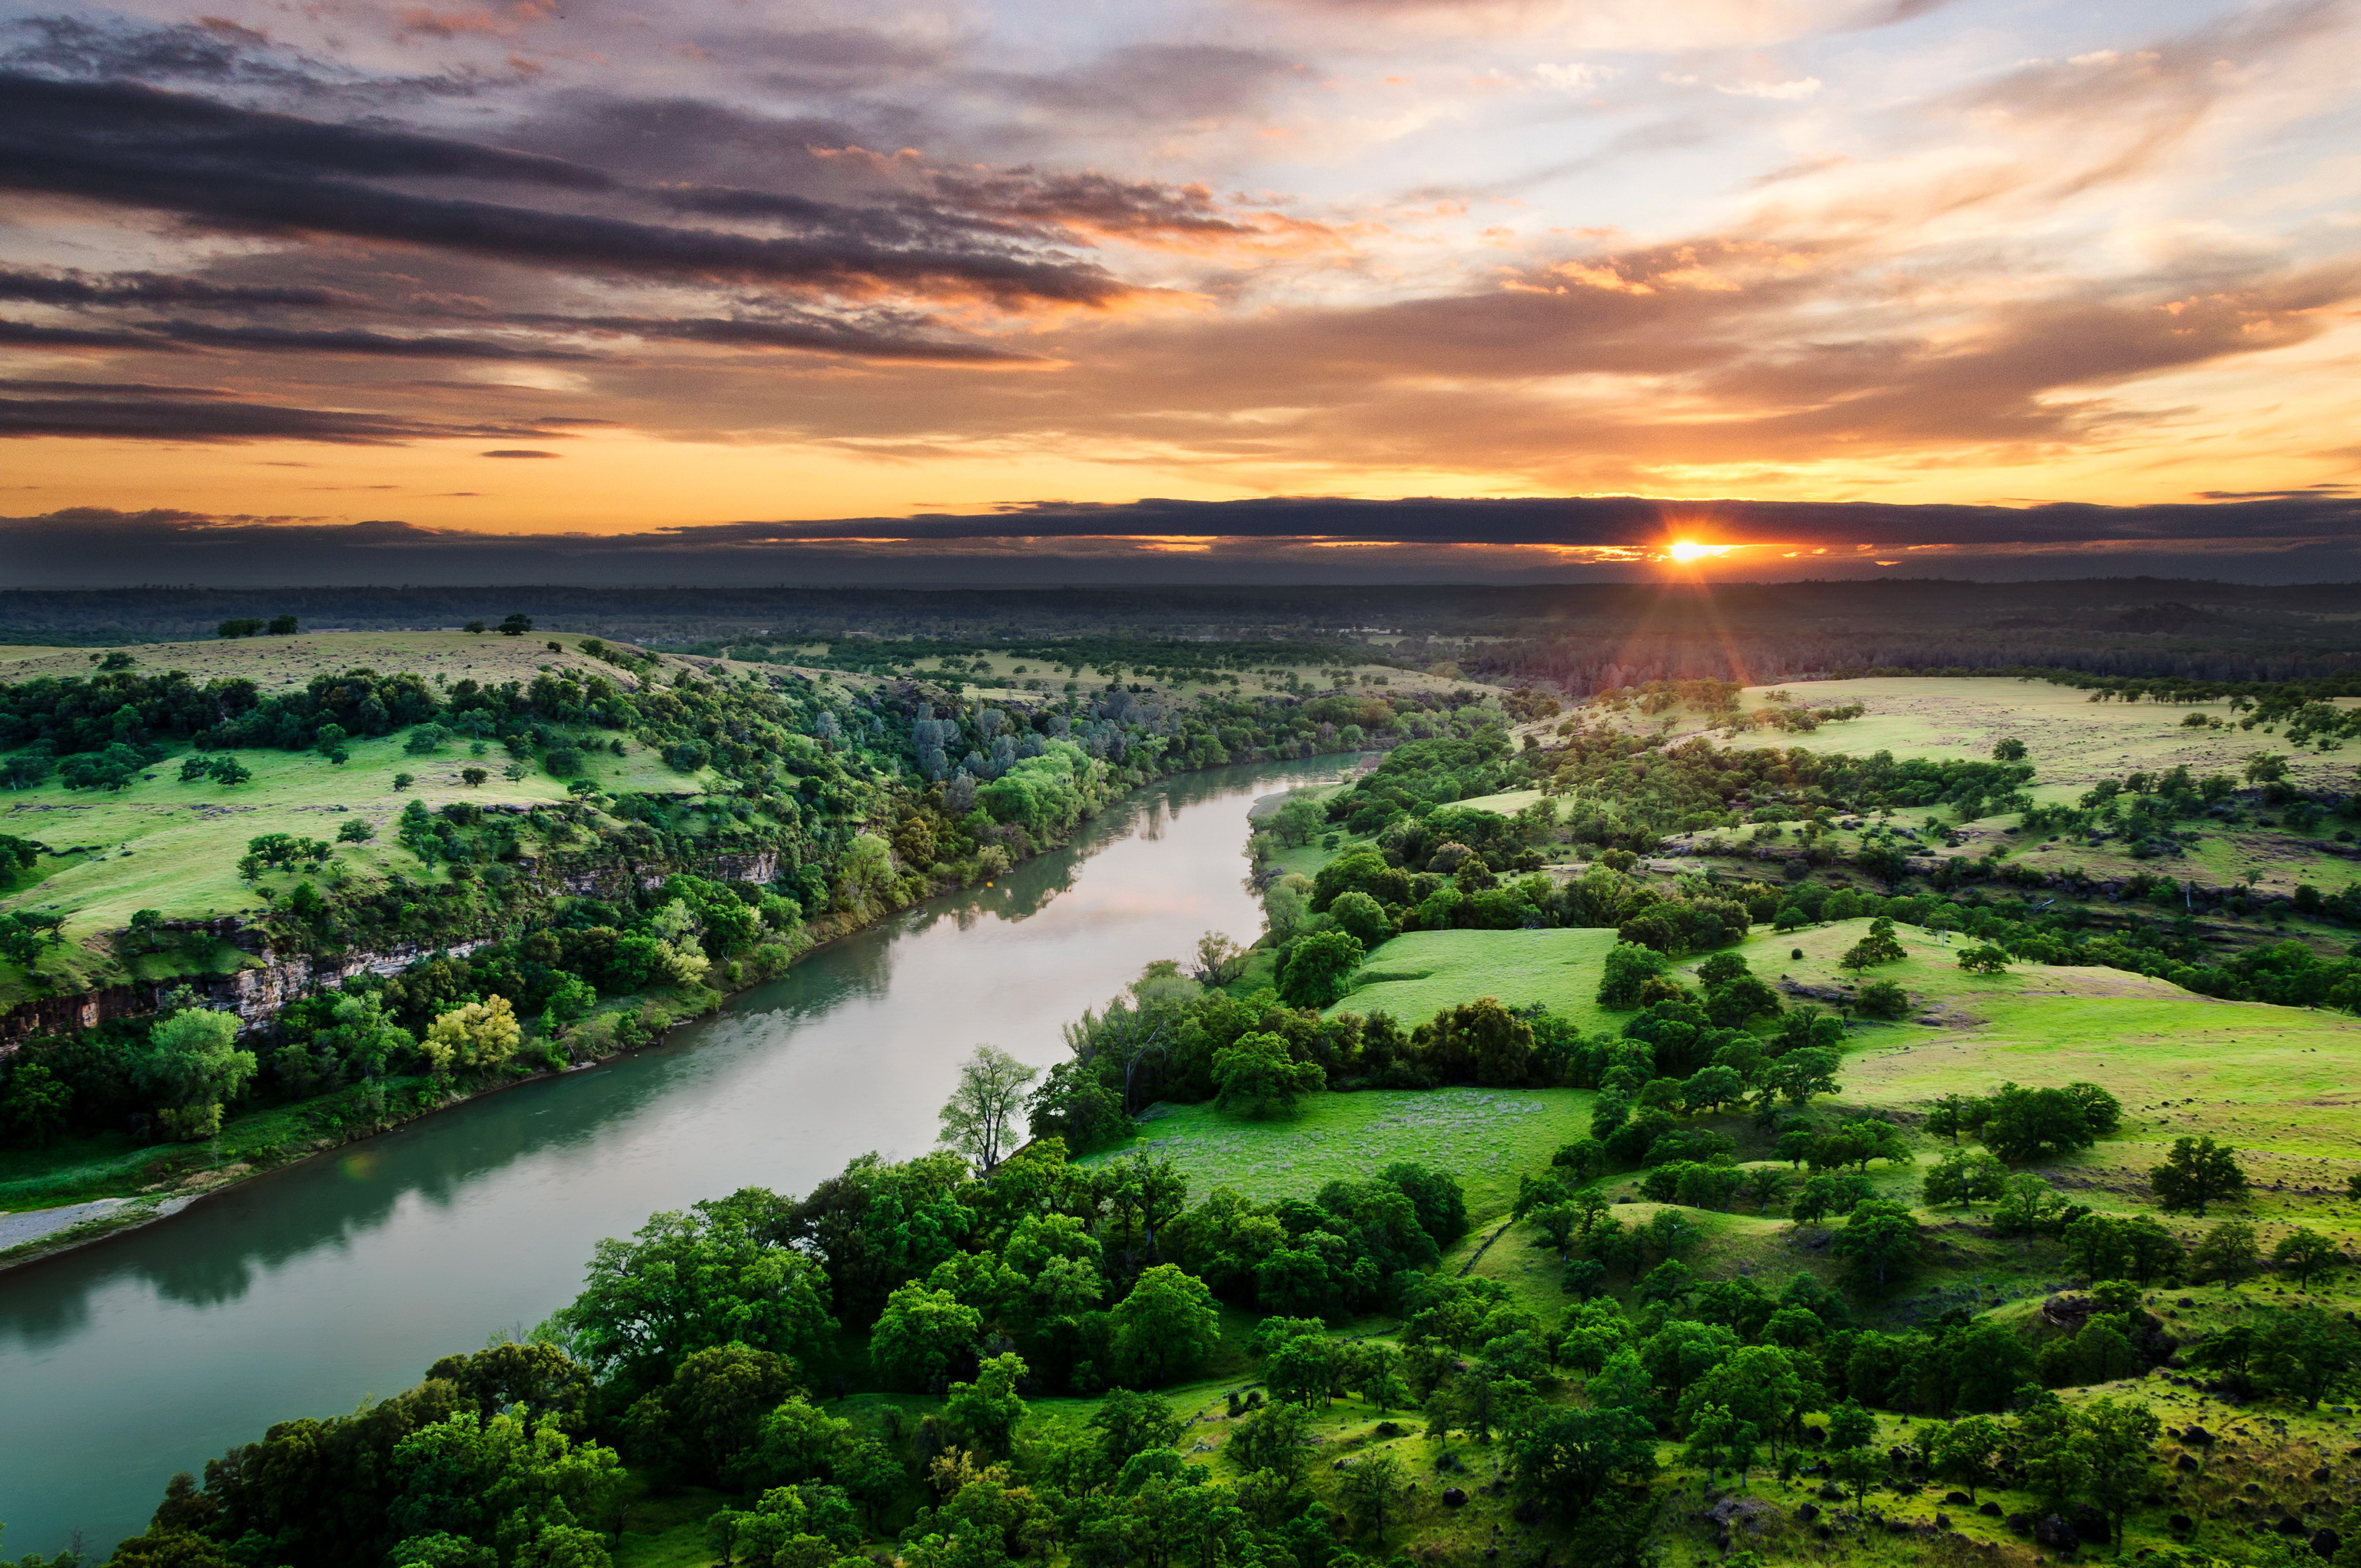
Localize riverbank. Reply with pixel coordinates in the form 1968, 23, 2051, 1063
0, 751, 1366, 1275
0, 757, 1323, 1556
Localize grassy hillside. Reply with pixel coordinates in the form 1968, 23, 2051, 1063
1335, 927, 1622, 1031
1750, 920, 2361, 1185
5, 728, 695, 932
1116, 896, 2361, 1561
1722, 676, 2355, 793
1101, 1086, 1595, 1223
0, 634, 769, 1005
0, 629, 674, 696
1586, 676, 2361, 903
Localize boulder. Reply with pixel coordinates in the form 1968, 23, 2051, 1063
2033, 1515, 2080, 1551
1442, 1487, 1468, 1508
1978, 1502, 2004, 1518
2310, 1529, 2341, 1560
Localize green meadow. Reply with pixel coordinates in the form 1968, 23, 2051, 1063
1098, 1086, 1595, 1223
1142, 907, 2361, 1314
0, 631, 774, 1004
1334, 926, 1622, 1032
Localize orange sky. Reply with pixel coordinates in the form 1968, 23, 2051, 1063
2, 0, 2358, 566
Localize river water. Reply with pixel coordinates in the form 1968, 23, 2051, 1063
0, 760, 1331, 1556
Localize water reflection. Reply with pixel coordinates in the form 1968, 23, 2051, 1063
0, 760, 1330, 1556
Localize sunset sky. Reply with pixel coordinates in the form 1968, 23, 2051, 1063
2, 0, 2357, 582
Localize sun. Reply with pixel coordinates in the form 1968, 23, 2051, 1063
1664, 540, 1734, 563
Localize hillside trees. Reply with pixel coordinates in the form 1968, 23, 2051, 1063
2150, 1135, 2250, 1217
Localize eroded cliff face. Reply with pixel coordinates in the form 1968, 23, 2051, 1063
0, 848, 787, 1051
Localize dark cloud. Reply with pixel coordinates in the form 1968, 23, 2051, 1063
648, 493, 2361, 549
479, 448, 559, 457
517, 312, 1027, 362
0, 377, 234, 396
0, 266, 360, 308
0, 387, 588, 443
926, 168, 1264, 241
496, 95, 892, 191
0, 13, 477, 101
706, 26, 952, 93
0, 495, 2353, 589
0, 264, 1020, 364
0, 318, 189, 350
0, 75, 1134, 307
1841, 0, 1964, 29
141, 320, 599, 360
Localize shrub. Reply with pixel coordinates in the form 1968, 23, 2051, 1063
1850, 980, 1911, 1020
420, 997, 522, 1075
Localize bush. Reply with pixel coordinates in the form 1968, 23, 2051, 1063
1214, 1032, 1323, 1118
1596, 942, 1669, 1008
1277, 929, 1365, 1008
420, 997, 522, 1075
1327, 889, 1393, 949
1851, 980, 1911, 1019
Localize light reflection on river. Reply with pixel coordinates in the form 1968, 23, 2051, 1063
0, 760, 1335, 1556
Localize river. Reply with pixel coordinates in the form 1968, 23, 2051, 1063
0, 759, 1333, 1556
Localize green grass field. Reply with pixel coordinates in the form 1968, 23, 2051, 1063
0, 630, 675, 696
1718, 676, 2354, 791
1591, 676, 2361, 902
1, 727, 701, 945
1166, 909, 2361, 1299
1446, 786, 1542, 816
1337, 927, 1622, 1031
0, 631, 769, 1004
1741, 920, 2361, 1214
1091, 1086, 1594, 1223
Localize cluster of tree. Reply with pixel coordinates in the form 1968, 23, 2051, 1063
903, 680, 1476, 792
1760, 879, 2361, 1015
1320, 733, 1534, 835
1584, 680, 1865, 737
214, 615, 299, 638
101, 1135, 1472, 1568
2039, 669, 2361, 742
1027, 952, 1846, 1154
1288, 843, 1781, 988
1920, 1080, 2125, 1163
1530, 733, 2038, 851
2006, 756, 2360, 865
723, 632, 1380, 686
